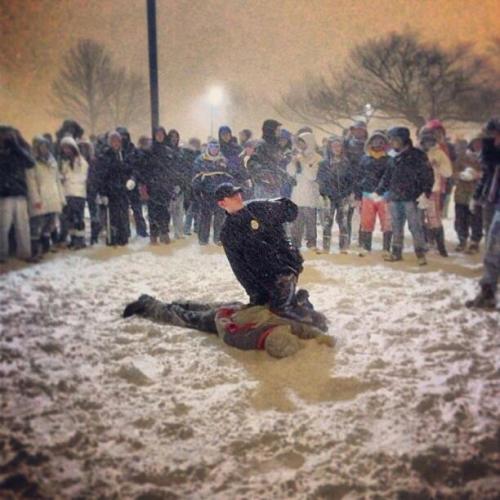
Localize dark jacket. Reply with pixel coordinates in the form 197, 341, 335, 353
376, 146, 434, 202
358, 153, 391, 195
0, 137, 35, 198
219, 134, 243, 178
138, 145, 174, 205
474, 138, 500, 207
317, 156, 354, 203
96, 147, 132, 201
192, 152, 233, 203
220, 198, 303, 304
247, 140, 287, 191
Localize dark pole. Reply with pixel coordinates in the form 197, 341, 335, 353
147, 0, 160, 135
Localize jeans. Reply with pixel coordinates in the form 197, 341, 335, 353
390, 200, 426, 254
0, 196, 31, 261
323, 198, 350, 251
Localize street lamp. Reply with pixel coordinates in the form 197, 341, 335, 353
207, 86, 224, 138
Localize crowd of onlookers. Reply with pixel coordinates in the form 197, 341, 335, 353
0, 116, 498, 276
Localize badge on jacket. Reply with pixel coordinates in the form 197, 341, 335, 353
250, 219, 260, 230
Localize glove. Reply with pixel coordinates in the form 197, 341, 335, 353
174, 185, 181, 194
417, 194, 430, 210
459, 167, 475, 182
469, 197, 481, 213
126, 179, 136, 191
101, 196, 109, 206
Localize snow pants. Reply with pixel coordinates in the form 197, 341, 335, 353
480, 209, 500, 293
390, 201, 426, 254
0, 196, 30, 261
290, 207, 317, 249
455, 203, 482, 245
361, 196, 391, 232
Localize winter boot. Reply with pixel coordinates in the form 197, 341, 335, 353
40, 235, 51, 254
68, 235, 76, 249
455, 239, 467, 252
159, 232, 170, 244
384, 245, 403, 262
465, 285, 496, 309
382, 231, 392, 258
465, 242, 480, 255
73, 236, 86, 250
28, 240, 43, 263
359, 231, 372, 256
434, 227, 448, 257
150, 234, 159, 246
415, 248, 427, 266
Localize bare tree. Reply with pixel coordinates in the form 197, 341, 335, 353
105, 68, 148, 130
277, 32, 499, 130
51, 39, 116, 135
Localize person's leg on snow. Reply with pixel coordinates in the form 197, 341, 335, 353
386, 201, 404, 262
466, 210, 499, 309
405, 201, 428, 265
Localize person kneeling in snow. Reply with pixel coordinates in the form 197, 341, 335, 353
122, 294, 333, 358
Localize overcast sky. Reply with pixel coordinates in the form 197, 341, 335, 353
1, 0, 499, 141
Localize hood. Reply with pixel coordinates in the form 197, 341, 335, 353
365, 130, 389, 155
60, 136, 81, 156
56, 120, 84, 142
166, 129, 180, 149
262, 119, 281, 144
424, 119, 446, 135
153, 126, 168, 145
32, 135, 51, 160
116, 127, 131, 148
218, 125, 232, 139
297, 132, 318, 157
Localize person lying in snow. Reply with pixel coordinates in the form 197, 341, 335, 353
122, 293, 333, 358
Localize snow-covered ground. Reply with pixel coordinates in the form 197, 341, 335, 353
1, 223, 499, 499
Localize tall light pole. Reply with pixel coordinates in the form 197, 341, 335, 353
207, 86, 223, 138
147, 0, 159, 136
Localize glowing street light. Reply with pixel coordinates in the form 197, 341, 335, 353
207, 86, 224, 137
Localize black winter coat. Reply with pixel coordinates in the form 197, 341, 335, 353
138, 146, 174, 205
247, 140, 287, 191
376, 147, 434, 202
358, 154, 391, 195
317, 157, 354, 203
220, 198, 303, 304
474, 138, 500, 206
0, 141, 35, 198
96, 147, 131, 201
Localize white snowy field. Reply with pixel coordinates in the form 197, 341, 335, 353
1, 227, 499, 499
